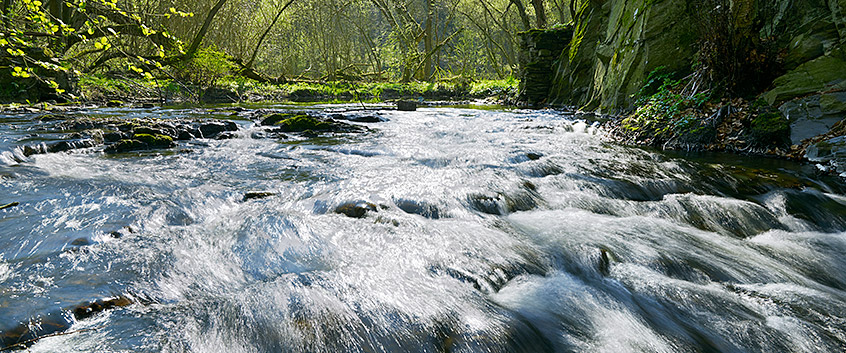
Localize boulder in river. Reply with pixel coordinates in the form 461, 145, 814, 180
243, 191, 277, 201
104, 134, 175, 154
396, 100, 417, 111
335, 201, 378, 218
259, 113, 364, 135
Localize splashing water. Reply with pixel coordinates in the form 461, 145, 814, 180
1, 105, 845, 352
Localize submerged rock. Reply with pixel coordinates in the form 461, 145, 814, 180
395, 199, 442, 219
243, 191, 276, 201
0, 296, 133, 350
334, 201, 378, 218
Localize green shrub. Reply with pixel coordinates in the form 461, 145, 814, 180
173, 46, 238, 88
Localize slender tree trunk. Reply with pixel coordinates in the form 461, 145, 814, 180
423, 0, 434, 80
510, 0, 531, 30
185, 0, 229, 58
531, 0, 546, 28
245, 0, 297, 69
570, 0, 577, 21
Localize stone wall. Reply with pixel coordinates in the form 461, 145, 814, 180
517, 27, 572, 105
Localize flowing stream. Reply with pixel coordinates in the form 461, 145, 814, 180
1, 104, 846, 352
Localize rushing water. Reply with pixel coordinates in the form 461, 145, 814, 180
1, 104, 846, 352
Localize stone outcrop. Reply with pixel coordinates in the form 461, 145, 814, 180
547, 0, 697, 111
538, 0, 846, 118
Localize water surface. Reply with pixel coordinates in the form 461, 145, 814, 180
1, 105, 845, 352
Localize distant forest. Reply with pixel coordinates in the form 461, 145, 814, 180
1, 0, 573, 94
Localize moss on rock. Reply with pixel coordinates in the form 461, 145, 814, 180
275, 115, 333, 132
134, 134, 175, 147
749, 111, 790, 147
260, 113, 299, 126
104, 134, 175, 154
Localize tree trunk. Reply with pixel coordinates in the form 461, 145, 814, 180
185, 0, 229, 58
510, 0, 531, 30
570, 0, 577, 21
531, 0, 547, 28
245, 0, 297, 69
49, 0, 62, 19
423, 0, 434, 80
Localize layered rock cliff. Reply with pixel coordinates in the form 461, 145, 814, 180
530, 0, 845, 119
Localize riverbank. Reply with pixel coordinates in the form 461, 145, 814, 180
71, 75, 518, 106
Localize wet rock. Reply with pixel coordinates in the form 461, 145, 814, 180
104, 139, 145, 153
215, 132, 239, 140
466, 194, 504, 215
46, 139, 98, 153
199, 121, 238, 138
346, 115, 384, 123
599, 249, 611, 276
134, 126, 167, 137
38, 114, 70, 122
72, 296, 133, 321
177, 129, 199, 140
396, 100, 417, 111
260, 113, 299, 126
396, 199, 442, 219
103, 131, 126, 143
275, 115, 332, 132
70, 237, 90, 246
780, 94, 846, 144
526, 152, 543, 161
0, 202, 19, 211
106, 100, 124, 107
104, 134, 175, 154
334, 201, 378, 218
0, 296, 133, 350
243, 191, 276, 201
748, 110, 790, 147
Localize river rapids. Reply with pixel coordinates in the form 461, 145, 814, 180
1, 104, 845, 352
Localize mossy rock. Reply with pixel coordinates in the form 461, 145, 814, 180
106, 100, 124, 107
749, 111, 790, 147
134, 134, 175, 147
260, 113, 298, 126
104, 134, 175, 154
104, 139, 145, 153
275, 115, 333, 133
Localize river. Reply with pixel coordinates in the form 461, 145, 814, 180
1, 104, 845, 352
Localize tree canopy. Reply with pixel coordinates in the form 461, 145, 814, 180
0, 0, 577, 101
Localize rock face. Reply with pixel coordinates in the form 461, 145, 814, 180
540, 0, 846, 117
547, 0, 697, 111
